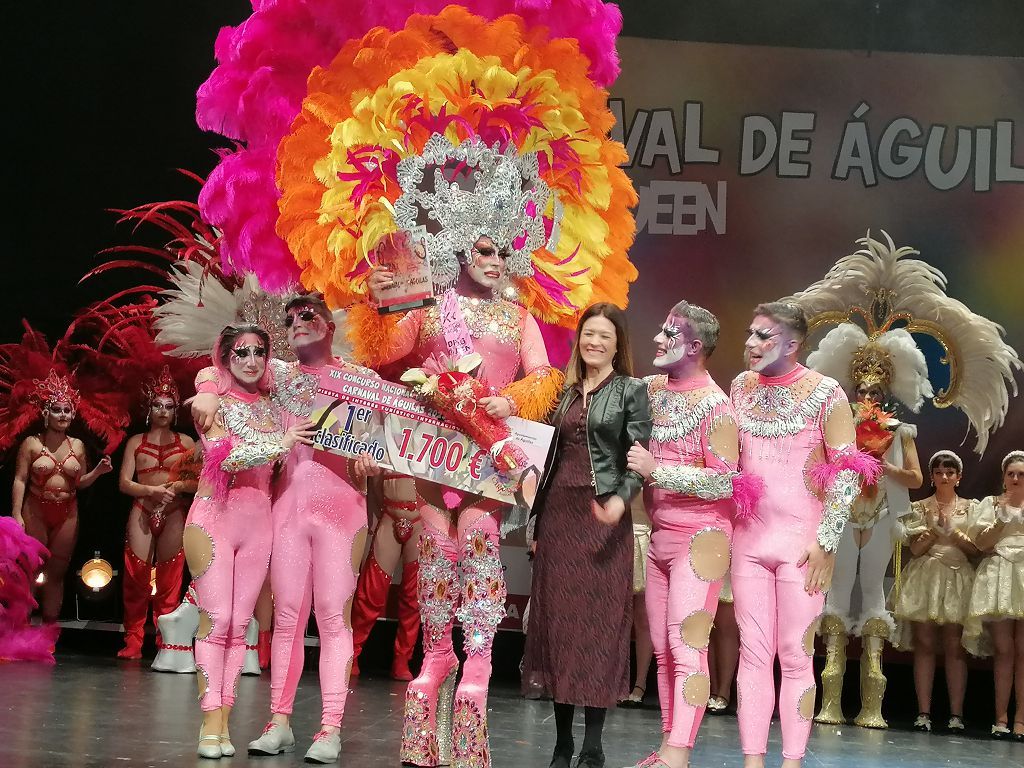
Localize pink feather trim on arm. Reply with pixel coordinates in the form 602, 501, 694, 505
731, 472, 765, 522
809, 448, 883, 492
199, 437, 233, 502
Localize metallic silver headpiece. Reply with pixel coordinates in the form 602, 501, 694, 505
393, 134, 552, 290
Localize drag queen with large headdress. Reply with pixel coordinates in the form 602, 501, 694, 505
1, 326, 125, 627
193, 2, 638, 765
786, 231, 1021, 729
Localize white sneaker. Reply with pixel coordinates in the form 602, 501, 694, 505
304, 730, 342, 764
248, 722, 296, 755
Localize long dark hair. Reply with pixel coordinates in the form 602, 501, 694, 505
563, 302, 634, 388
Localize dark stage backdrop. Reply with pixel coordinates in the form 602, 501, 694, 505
4, 2, 1022, 623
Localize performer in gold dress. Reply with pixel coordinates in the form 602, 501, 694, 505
965, 450, 1024, 739
891, 451, 980, 733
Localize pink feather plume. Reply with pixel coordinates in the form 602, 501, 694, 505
195, 0, 623, 287
809, 449, 883, 493
731, 472, 765, 522
199, 437, 234, 502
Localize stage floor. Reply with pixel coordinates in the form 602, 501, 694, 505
1, 653, 1020, 768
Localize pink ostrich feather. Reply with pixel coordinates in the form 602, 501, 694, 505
199, 437, 235, 503
809, 449, 883, 492
731, 472, 765, 523
195, 0, 623, 290
0, 517, 59, 664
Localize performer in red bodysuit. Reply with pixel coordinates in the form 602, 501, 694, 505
349, 472, 423, 681
2, 327, 124, 626
117, 367, 197, 659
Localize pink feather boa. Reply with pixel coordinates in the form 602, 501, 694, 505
0, 517, 59, 663
731, 472, 765, 523
199, 437, 234, 503
195, 0, 623, 290
809, 448, 883, 493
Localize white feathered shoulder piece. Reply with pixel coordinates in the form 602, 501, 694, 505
153, 262, 350, 361
787, 231, 1021, 453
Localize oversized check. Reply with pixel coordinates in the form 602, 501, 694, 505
310, 368, 554, 508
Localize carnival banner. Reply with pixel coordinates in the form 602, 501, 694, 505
310, 367, 553, 509
611, 39, 1024, 478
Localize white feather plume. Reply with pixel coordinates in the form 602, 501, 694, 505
788, 230, 1021, 453
153, 262, 350, 360
805, 323, 866, 392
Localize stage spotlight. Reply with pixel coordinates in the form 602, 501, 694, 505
79, 554, 114, 592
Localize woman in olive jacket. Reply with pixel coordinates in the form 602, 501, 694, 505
523, 302, 653, 768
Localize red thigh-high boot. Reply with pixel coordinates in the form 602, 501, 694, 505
392, 559, 421, 681
118, 546, 151, 659
451, 525, 506, 768
400, 533, 459, 767
152, 548, 185, 648
350, 544, 393, 677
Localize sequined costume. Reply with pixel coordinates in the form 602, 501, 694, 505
642, 372, 740, 749
891, 496, 980, 647
120, 431, 193, 659
24, 437, 82, 532
387, 301, 558, 768
730, 364, 875, 761
186, 387, 284, 713
264, 357, 376, 729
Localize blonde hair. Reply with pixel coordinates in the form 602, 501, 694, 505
563, 302, 634, 389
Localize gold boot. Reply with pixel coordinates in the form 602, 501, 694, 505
815, 614, 848, 725
854, 617, 889, 729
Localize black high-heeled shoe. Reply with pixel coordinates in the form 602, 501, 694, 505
549, 746, 574, 768
618, 685, 645, 709
574, 749, 605, 768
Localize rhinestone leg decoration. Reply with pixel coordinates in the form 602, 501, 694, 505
400, 533, 460, 767
451, 527, 507, 768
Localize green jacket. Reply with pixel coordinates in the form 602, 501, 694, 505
547, 374, 653, 505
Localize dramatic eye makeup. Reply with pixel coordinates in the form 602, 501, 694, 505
231, 345, 267, 360
749, 327, 776, 341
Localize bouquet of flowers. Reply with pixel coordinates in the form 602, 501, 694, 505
853, 400, 898, 492
401, 353, 527, 472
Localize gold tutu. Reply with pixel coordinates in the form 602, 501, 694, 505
968, 553, 1024, 621
891, 551, 974, 625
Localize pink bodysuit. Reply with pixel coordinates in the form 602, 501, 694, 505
730, 364, 873, 760
268, 358, 376, 728
644, 372, 739, 749
187, 388, 284, 713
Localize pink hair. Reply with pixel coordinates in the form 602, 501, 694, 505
212, 325, 274, 397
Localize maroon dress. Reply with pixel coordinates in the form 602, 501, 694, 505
522, 378, 634, 708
